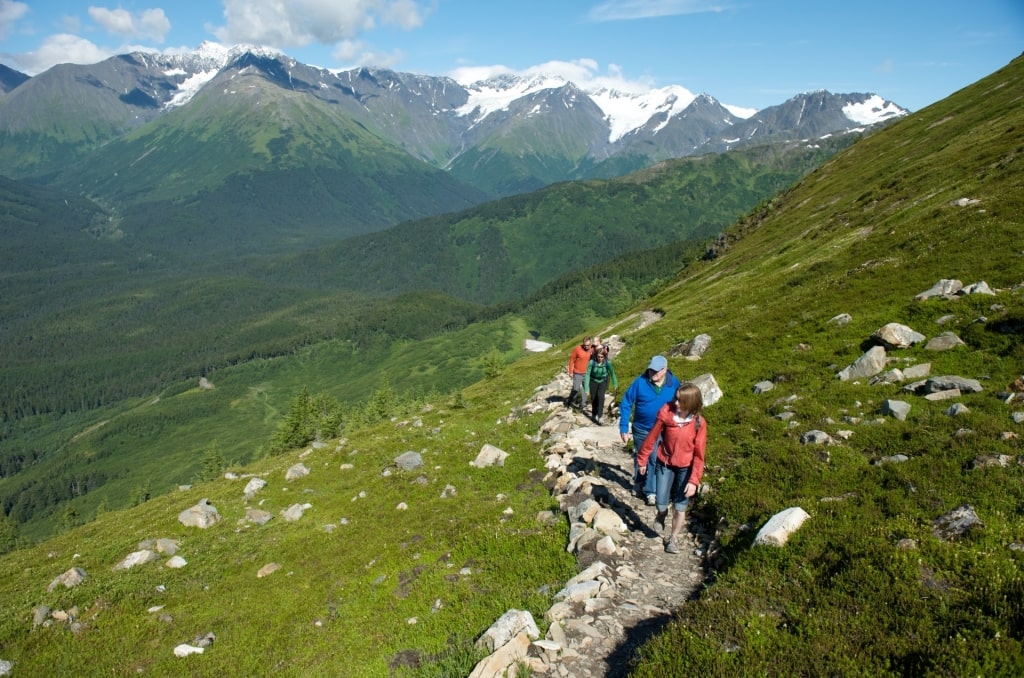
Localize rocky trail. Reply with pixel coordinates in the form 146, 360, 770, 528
473, 357, 717, 677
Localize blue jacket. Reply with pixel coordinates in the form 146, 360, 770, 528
619, 370, 681, 435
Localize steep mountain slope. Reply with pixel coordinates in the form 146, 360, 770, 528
0, 64, 28, 94
447, 82, 611, 194
43, 56, 490, 261
0, 53, 1019, 678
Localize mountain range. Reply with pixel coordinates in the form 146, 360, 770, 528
0, 41, 906, 201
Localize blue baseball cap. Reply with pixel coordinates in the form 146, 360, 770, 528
647, 355, 668, 371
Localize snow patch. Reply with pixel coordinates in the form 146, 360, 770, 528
843, 95, 906, 125
165, 69, 219, 108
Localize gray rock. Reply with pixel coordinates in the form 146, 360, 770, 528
924, 388, 961, 402
685, 333, 712, 360
870, 368, 905, 385
837, 345, 887, 381
902, 363, 932, 380
970, 455, 1013, 469
876, 454, 910, 465
1013, 412, 1024, 424
243, 477, 267, 498
285, 463, 310, 481
244, 508, 273, 525
753, 380, 774, 394
476, 609, 540, 652
690, 373, 723, 407
800, 430, 834, 445
47, 567, 88, 592
872, 322, 925, 349
32, 605, 50, 627
916, 279, 963, 300
945, 403, 970, 416
882, 400, 911, 421
925, 332, 965, 351
394, 451, 424, 471
113, 549, 159, 571
178, 498, 221, 529
155, 538, 180, 555
471, 444, 509, 468
754, 507, 811, 546
932, 505, 983, 541
959, 281, 995, 296
828, 313, 852, 326
281, 503, 311, 522
926, 376, 983, 394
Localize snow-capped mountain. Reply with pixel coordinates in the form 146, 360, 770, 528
0, 42, 909, 196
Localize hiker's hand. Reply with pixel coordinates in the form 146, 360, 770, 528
638, 465, 647, 476
684, 482, 697, 498
620, 432, 630, 443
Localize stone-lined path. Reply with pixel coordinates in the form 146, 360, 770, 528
485, 361, 715, 677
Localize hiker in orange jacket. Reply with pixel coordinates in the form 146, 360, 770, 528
566, 337, 593, 409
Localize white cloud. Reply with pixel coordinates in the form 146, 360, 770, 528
15, 33, 112, 75
0, 0, 29, 39
215, 0, 430, 47
330, 38, 404, 69
88, 6, 171, 42
588, 0, 727, 22
450, 58, 654, 94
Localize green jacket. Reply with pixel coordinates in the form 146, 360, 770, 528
583, 358, 618, 392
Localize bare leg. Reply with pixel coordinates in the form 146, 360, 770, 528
669, 510, 686, 543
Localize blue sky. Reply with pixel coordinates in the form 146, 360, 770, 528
0, 0, 1021, 112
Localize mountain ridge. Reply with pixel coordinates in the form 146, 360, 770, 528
0, 42, 907, 195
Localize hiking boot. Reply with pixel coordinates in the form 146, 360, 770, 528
645, 494, 657, 506
664, 538, 680, 554
655, 511, 667, 530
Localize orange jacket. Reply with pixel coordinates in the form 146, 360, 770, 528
568, 344, 591, 375
637, 404, 707, 486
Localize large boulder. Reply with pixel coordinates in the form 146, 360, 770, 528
754, 507, 811, 546
872, 323, 925, 349
178, 499, 221, 529
471, 444, 509, 468
837, 346, 887, 381
690, 373, 723, 407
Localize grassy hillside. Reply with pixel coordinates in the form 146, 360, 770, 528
0, 54, 1020, 677
623, 55, 1024, 674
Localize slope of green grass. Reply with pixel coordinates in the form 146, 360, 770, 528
619, 54, 1024, 675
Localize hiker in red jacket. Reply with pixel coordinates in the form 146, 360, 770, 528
638, 382, 707, 554
566, 337, 593, 409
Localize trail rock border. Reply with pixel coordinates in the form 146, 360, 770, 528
478, 369, 714, 677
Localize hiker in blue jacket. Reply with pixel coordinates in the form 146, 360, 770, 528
619, 355, 680, 505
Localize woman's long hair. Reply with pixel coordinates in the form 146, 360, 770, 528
674, 383, 704, 418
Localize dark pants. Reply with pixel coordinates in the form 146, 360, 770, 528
633, 426, 661, 497
588, 380, 608, 419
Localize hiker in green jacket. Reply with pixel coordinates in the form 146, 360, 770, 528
583, 347, 618, 424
